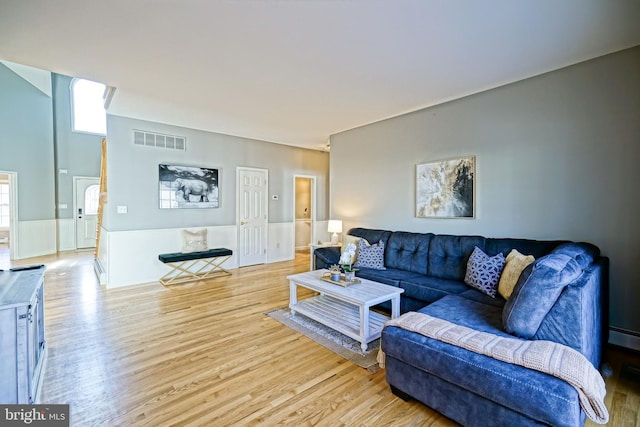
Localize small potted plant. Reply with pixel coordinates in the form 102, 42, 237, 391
339, 243, 358, 282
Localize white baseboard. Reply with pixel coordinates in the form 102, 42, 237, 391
609, 327, 640, 351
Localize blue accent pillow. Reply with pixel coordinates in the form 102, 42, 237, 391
464, 246, 506, 298
502, 253, 582, 338
354, 239, 386, 270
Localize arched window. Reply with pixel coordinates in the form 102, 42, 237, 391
71, 78, 107, 135
84, 185, 100, 215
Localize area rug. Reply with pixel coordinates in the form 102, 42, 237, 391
266, 307, 380, 372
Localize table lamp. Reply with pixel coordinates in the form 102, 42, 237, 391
327, 220, 342, 244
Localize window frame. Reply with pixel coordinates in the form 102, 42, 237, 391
70, 78, 107, 136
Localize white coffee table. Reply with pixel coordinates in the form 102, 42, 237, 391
287, 270, 404, 351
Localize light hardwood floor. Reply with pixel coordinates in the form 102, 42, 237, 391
4, 249, 639, 426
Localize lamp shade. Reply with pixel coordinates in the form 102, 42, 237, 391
327, 220, 343, 233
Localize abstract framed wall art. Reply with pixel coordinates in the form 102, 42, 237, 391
159, 164, 219, 209
416, 156, 475, 218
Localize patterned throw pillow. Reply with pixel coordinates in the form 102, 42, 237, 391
182, 228, 208, 253
464, 246, 506, 297
354, 239, 386, 270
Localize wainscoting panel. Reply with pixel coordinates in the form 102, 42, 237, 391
102, 226, 237, 288
268, 222, 295, 263
57, 218, 75, 251
16, 220, 57, 259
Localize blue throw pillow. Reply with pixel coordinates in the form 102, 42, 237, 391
354, 239, 386, 270
502, 253, 582, 338
464, 246, 506, 298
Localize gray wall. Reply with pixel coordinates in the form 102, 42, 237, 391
103, 115, 329, 231
330, 46, 640, 335
52, 74, 103, 219
0, 63, 55, 222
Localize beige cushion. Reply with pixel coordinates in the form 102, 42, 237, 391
182, 228, 208, 253
498, 249, 535, 299
341, 234, 368, 265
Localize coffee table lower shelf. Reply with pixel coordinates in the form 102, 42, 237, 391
290, 294, 389, 352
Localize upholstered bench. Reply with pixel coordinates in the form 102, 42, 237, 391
158, 248, 232, 286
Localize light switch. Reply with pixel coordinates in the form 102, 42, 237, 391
117, 205, 128, 214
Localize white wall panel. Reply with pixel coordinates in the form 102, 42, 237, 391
57, 218, 75, 251
16, 220, 56, 259
103, 225, 237, 288
268, 222, 294, 263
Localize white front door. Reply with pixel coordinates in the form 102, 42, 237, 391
75, 177, 100, 249
237, 168, 268, 266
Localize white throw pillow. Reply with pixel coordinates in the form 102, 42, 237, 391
182, 228, 208, 253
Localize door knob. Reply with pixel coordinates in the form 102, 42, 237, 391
240, 221, 247, 225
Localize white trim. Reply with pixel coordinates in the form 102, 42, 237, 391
0, 171, 18, 260
70, 78, 107, 136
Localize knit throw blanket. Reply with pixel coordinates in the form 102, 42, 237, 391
377, 312, 609, 424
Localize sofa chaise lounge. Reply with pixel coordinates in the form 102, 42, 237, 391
313, 227, 608, 426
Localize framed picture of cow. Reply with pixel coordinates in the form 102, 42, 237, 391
158, 164, 219, 209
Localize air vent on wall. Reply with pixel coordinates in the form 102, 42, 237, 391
133, 130, 186, 151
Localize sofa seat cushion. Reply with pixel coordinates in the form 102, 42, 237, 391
382, 295, 582, 425
400, 276, 470, 304
381, 324, 582, 427
356, 268, 403, 287
456, 289, 506, 308
419, 294, 507, 336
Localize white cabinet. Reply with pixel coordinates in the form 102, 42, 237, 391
0, 266, 47, 404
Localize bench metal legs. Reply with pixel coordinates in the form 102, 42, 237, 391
159, 255, 232, 286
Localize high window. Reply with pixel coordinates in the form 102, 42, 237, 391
71, 78, 107, 135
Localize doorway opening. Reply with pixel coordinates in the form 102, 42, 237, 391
294, 175, 316, 251
0, 171, 17, 264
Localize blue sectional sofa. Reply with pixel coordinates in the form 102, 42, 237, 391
313, 227, 608, 427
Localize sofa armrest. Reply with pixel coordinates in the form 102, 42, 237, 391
314, 247, 341, 270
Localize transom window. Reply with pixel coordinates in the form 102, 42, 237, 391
71, 78, 107, 135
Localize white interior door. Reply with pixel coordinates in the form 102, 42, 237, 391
237, 168, 268, 266
75, 177, 100, 249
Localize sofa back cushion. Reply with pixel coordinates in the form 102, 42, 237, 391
485, 238, 567, 259
386, 231, 433, 274
428, 235, 486, 281
347, 228, 391, 249
502, 253, 582, 338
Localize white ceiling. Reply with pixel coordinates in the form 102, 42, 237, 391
1, 1, 639, 151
